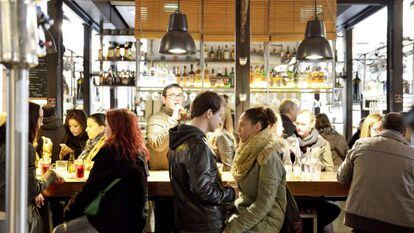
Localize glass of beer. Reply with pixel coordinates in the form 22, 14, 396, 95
75, 159, 85, 179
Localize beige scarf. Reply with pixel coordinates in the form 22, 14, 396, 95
231, 128, 273, 181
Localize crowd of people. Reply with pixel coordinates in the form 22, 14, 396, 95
0, 82, 413, 233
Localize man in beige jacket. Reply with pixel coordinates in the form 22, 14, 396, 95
337, 113, 414, 233
147, 83, 184, 233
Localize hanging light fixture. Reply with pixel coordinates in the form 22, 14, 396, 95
296, 0, 333, 61
159, 0, 196, 55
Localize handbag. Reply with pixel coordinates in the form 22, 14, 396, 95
84, 178, 121, 216
28, 204, 45, 233
277, 186, 302, 233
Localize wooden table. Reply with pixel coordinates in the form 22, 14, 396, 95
43, 171, 349, 198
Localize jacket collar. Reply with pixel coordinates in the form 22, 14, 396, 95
377, 130, 408, 145
160, 105, 173, 116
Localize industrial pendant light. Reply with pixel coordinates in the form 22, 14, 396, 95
296, 0, 333, 61
159, 0, 196, 55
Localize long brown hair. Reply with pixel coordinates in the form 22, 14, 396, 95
106, 109, 149, 161
219, 96, 234, 135
29, 102, 41, 143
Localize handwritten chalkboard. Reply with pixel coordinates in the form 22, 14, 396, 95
29, 57, 48, 98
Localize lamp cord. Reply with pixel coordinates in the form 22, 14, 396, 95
178, 0, 180, 12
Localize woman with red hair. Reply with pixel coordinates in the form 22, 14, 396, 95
56, 109, 149, 233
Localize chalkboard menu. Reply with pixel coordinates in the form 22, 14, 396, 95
29, 57, 48, 98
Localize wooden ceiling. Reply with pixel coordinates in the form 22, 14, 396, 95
134, 0, 337, 42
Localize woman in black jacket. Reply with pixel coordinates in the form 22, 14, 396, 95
60, 109, 88, 160
57, 109, 149, 233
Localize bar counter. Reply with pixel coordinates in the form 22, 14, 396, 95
42, 171, 349, 198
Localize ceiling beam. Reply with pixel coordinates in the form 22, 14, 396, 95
337, 0, 387, 5
337, 5, 384, 29
72, 0, 129, 29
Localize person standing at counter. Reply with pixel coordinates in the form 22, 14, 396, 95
279, 99, 299, 138
168, 91, 235, 233
60, 109, 88, 160
60, 109, 149, 233
224, 106, 286, 233
147, 83, 184, 233
338, 113, 414, 233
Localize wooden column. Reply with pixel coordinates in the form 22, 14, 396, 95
345, 28, 353, 140
387, 0, 403, 112
47, 0, 64, 117
235, 0, 251, 125
83, 23, 92, 115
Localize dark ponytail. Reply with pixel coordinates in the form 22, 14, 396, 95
244, 106, 277, 131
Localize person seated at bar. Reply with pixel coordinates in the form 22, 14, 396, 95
0, 103, 63, 233
295, 109, 339, 233
279, 99, 299, 138
147, 83, 184, 233
296, 110, 334, 171
348, 118, 365, 149
58, 109, 149, 233
79, 113, 106, 162
359, 113, 382, 139
224, 106, 287, 232
207, 95, 236, 171
315, 113, 348, 171
37, 105, 66, 162
168, 91, 235, 233
59, 109, 88, 160
337, 113, 414, 233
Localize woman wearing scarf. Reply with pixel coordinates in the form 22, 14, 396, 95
224, 107, 286, 233
79, 113, 106, 162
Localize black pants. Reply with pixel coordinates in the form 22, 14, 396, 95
297, 200, 341, 233
154, 197, 179, 233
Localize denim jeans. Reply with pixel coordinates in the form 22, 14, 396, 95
53, 216, 98, 233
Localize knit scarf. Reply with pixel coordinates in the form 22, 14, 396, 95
231, 128, 273, 181
80, 132, 104, 159
297, 128, 319, 153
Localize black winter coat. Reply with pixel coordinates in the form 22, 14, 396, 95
38, 114, 66, 162
64, 145, 148, 233
168, 124, 235, 232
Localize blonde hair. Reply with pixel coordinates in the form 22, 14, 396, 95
298, 109, 316, 129
360, 113, 382, 138
219, 96, 234, 136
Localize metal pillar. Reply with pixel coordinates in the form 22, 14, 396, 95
0, 2, 40, 232
83, 23, 92, 115
386, 0, 404, 112
235, 0, 251, 124
345, 28, 353, 140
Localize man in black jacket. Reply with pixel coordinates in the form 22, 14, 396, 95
279, 99, 298, 138
168, 91, 235, 233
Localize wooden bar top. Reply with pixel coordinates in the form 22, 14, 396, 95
43, 171, 349, 198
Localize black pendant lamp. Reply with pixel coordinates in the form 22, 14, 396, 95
159, 0, 196, 55
296, 0, 333, 61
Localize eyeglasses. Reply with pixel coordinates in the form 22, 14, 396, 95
166, 93, 184, 99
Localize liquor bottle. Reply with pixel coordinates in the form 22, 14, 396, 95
142, 62, 148, 76
68, 152, 75, 173
210, 69, 217, 87
115, 43, 121, 60
123, 42, 130, 60
216, 68, 224, 87
194, 63, 202, 87
188, 64, 195, 87
223, 68, 230, 88
115, 70, 122, 84
176, 66, 181, 84
231, 45, 235, 61
216, 46, 222, 61
107, 42, 114, 60
182, 66, 188, 86
130, 71, 136, 85
352, 72, 361, 101
77, 72, 83, 99
292, 47, 297, 58
223, 45, 230, 60
150, 62, 156, 77
98, 47, 103, 61
99, 71, 104, 85
204, 66, 210, 87
107, 69, 113, 85
229, 67, 235, 88
204, 44, 208, 60
285, 46, 292, 61
209, 46, 215, 60
130, 42, 136, 61
249, 66, 254, 83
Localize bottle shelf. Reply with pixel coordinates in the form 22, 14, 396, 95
97, 59, 136, 62
95, 84, 136, 87
139, 59, 199, 63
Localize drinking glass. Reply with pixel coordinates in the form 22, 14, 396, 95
75, 159, 85, 179
40, 157, 51, 175
55, 160, 68, 177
